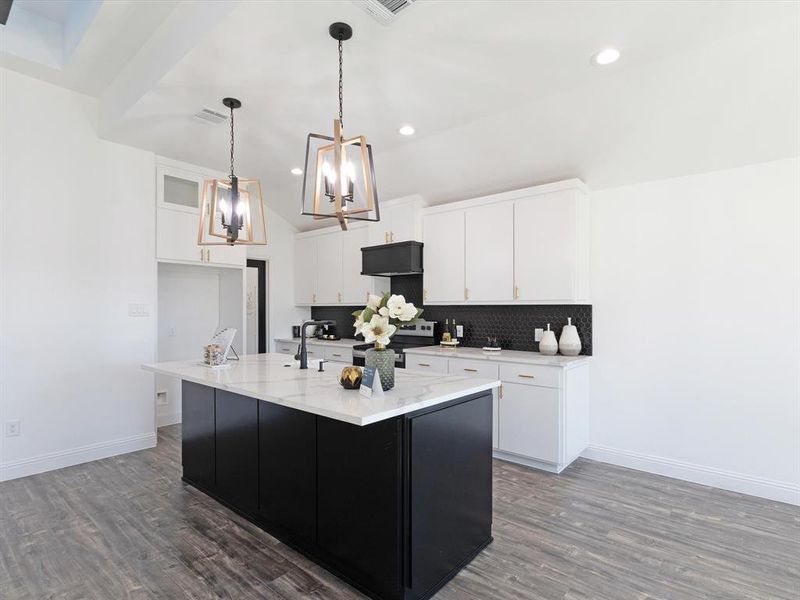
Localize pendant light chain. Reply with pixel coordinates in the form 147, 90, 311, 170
338, 37, 344, 128
229, 104, 235, 178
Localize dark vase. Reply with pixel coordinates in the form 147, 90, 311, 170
365, 347, 395, 391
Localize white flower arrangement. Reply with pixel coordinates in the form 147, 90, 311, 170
353, 293, 423, 349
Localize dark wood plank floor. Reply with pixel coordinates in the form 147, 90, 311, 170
1, 425, 797, 599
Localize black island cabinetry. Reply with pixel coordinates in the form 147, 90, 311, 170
181, 381, 493, 600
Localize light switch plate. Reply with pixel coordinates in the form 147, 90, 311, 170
534, 328, 544, 342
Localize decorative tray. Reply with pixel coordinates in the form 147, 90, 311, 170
482, 347, 502, 352
440, 340, 460, 347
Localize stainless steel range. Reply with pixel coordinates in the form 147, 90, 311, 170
352, 320, 437, 369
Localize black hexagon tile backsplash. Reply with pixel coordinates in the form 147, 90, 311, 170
312, 275, 592, 355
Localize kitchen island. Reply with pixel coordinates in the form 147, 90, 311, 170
143, 354, 500, 600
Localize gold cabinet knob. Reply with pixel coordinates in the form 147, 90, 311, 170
464, 287, 469, 300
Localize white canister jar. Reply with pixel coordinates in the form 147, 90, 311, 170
539, 324, 558, 356
558, 317, 582, 356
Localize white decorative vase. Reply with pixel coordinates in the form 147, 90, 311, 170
558, 317, 582, 356
539, 324, 558, 356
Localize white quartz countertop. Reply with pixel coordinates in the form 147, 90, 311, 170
274, 337, 362, 349
404, 346, 591, 368
143, 353, 499, 426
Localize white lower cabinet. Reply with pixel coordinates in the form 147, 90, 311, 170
323, 346, 351, 364
498, 382, 560, 464
405, 351, 589, 473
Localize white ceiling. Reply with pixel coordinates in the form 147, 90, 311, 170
3, 0, 798, 230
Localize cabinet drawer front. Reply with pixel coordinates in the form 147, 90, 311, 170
499, 363, 561, 388
499, 383, 560, 463
276, 342, 296, 355
448, 358, 499, 380
405, 355, 449, 375
304, 344, 322, 357
324, 347, 351, 363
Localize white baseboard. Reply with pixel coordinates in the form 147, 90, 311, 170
582, 444, 800, 506
156, 411, 182, 428
493, 449, 562, 473
0, 432, 157, 482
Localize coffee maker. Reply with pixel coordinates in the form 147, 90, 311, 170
315, 322, 340, 340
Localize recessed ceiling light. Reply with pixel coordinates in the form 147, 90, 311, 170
398, 125, 415, 136
290, 167, 303, 175
592, 48, 620, 66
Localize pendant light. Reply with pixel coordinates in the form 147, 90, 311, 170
301, 22, 380, 231
198, 98, 267, 246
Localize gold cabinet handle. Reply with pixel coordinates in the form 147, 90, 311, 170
390, 231, 394, 242
312, 293, 316, 303
200, 249, 204, 262
206, 249, 211, 262
464, 287, 469, 301
423, 289, 428, 302
384, 231, 389, 243
518, 374, 536, 379
417, 363, 431, 367
332, 353, 342, 357
514, 285, 520, 300
499, 384, 503, 399
338, 292, 342, 303
463, 368, 478, 373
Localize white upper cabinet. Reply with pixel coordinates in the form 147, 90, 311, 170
465, 202, 514, 302
423, 210, 465, 303
315, 232, 343, 304
368, 195, 424, 245
157, 162, 204, 213
294, 236, 317, 305
156, 157, 246, 267
294, 225, 389, 307
422, 180, 589, 304
342, 226, 389, 304
514, 187, 587, 302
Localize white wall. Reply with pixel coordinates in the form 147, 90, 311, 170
247, 207, 310, 349
0, 68, 157, 480
587, 158, 800, 504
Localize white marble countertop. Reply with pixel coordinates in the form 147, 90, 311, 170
143, 353, 499, 426
404, 346, 591, 368
274, 337, 362, 349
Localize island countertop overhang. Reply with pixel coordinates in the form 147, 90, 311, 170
142, 353, 500, 426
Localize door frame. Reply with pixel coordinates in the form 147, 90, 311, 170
246, 259, 268, 353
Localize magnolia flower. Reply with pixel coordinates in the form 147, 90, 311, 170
353, 311, 365, 336
366, 294, 382, 311
388, 294, 418, 321
361, 315, 396, 346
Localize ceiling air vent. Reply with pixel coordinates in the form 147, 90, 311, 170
352, 0, 416, 25
193, 107, 229, 125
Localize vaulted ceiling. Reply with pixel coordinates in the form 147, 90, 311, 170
2, 0, 798, 230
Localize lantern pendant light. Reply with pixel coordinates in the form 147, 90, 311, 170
198, 97, 267, 246
301, 22, 380, 231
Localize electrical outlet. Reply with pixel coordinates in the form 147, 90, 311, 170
534, 328, 544, 342
5, 420, 20, 437
156, 391, 168, 406
455, 324, 464, 338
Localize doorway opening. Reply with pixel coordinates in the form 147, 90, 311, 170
246, 259, 269, 354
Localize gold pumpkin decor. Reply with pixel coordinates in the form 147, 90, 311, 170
339, 366, 363, 389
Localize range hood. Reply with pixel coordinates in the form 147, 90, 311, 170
361, 241, 423, 276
